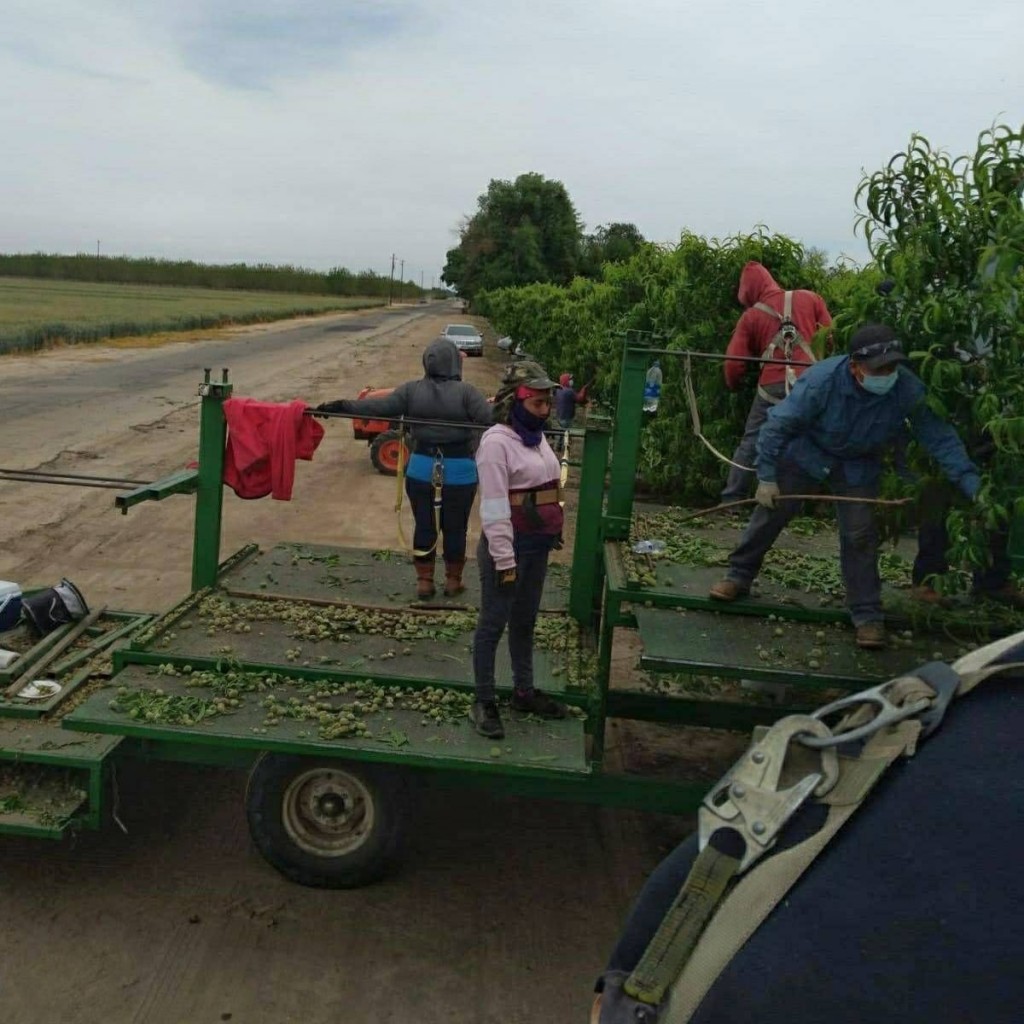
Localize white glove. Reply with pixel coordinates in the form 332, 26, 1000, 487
755, 480, 781, 508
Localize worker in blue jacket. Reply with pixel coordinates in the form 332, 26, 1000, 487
709, 324, 980, 649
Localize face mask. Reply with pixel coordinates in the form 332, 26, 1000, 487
858, 369, 899, 395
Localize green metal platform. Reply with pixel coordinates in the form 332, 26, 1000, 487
64, 664, 589, 779
0, 718, 121, 837
220, 542, 571, 613
634, 605, 969, 686
132, 592, 578, 697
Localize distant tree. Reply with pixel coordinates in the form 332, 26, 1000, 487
442, 173, 583, 301
579, 222, 646, 276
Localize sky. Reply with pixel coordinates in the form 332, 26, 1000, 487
2, 0, 1022, 284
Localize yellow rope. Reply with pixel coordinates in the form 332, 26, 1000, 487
395, 422, 441, 557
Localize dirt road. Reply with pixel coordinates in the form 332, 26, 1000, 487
0, 307, 687, 1024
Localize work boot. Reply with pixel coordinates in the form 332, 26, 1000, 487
414, 557, 436, 600
855, 622, 887, 650
910, 584, 951, 608
443, 558, 466, 598
511, 689, 567, 719
469, 700, 505, 739
977, 583, 1024, 610
709, 579, 749, 602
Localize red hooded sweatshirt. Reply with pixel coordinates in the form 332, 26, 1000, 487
222, 398, 324, 500
723, 262, 832, 390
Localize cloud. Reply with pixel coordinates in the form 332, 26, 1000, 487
0, 0, 1021, 279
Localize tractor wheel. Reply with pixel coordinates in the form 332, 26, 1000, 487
245, 754, 409, 888
369, 430, 409, 476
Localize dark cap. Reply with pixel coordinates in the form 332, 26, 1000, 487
849, 324, 907, 370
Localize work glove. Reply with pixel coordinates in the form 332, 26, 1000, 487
962, 473, 982, 502
497, 567, 518, 591
755, 480, 781, 508
312, 400, 343, 417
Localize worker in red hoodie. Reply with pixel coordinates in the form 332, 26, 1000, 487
720, 262, 832, 504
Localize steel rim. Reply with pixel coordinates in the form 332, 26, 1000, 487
281, 768, 375, 857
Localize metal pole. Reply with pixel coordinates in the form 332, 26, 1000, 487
604, 340, 650, 538
388, 254, 395, 306
191, 368, 232, 590
568, 424, 611, 624
399, 259, 405, 303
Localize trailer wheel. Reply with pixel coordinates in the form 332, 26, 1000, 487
369, 431, 408, 476
245, 754, 407, 888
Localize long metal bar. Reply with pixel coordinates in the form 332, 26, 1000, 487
0, 473, 142, 491
310, 409, 568, 437
637, 348, 811, 366
0, 467, 152, 485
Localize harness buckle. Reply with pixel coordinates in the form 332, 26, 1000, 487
699, 715, 838, 874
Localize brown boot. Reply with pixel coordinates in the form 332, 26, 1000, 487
709, 579, 749, 602
855, 622, 887, 649
443, 558, 466, 598
977, 583, 1024, 610
414, 557, 436, 599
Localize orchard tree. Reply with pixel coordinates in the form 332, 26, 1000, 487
839, 123, 1024, 576
580, 222, 647, 277
442, 173, 583, 300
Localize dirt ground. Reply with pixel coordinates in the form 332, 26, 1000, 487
0, 305, 698, 1024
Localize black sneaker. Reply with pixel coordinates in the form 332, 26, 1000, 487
510, 689, 567, 719
469, 700, 505, 739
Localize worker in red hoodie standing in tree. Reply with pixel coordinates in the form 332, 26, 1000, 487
720, 261, 832, 504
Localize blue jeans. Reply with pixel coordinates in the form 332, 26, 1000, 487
726, 459, 882, 626
720, 384, 786, 503
472, 535, 549, 702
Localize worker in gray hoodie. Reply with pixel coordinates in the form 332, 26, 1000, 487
316, 339, 493, 598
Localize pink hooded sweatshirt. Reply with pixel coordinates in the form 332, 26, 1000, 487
476, 425, 562, 570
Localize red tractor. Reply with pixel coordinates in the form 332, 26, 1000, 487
351, 387, 410, 475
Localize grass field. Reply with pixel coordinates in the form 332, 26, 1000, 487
0, 277, 382, 354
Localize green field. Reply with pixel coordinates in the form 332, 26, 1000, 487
0, 277, 382, 354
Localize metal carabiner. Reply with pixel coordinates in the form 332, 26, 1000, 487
700, 715, 838, 873
799, 678, 932, 749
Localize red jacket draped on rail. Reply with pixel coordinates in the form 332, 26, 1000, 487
723, 262, 832, 390
222, 398, 324, 500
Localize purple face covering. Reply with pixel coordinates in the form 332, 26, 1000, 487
510, 400, 546, 447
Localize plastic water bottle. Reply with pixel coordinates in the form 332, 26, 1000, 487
631, 540, 666, 554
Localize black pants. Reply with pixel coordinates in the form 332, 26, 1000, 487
912, 479, 1009, 592
472, 535, 549, 702
405, 478, 476, 563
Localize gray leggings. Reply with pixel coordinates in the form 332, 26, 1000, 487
472, 535, 549, 702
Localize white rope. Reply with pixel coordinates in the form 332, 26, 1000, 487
684, 353, 755, 472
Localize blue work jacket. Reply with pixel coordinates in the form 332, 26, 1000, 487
756, 355, 980, 495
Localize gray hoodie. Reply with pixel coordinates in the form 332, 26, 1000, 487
320, 339, 493, 451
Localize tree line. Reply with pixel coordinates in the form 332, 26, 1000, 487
0, 253, 427, 299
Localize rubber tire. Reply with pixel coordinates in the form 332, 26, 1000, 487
369, 430, 408, 476
245, 754, 408, 889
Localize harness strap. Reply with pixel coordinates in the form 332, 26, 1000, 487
755, 292, 816, 400
684, 354, 755, 472
661, 722, 917, 1024
509, 487, 561, 506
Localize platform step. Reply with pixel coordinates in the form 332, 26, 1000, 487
635, 606, 970, 687
218, 542, 571, 613
65, 664, 589, 777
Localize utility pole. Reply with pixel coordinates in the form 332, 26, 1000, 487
399, 259, 405, 304
388, 254, 395, 306
96, 240, 100, 259
420, 270, 424, 294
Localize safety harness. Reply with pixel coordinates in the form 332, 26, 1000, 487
754, 291, 816, 404
597, 630, 1024, 1024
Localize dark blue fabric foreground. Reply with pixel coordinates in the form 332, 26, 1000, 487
600, 677, 1024, 1024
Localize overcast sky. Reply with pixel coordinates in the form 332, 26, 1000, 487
2, 1, 1021, 283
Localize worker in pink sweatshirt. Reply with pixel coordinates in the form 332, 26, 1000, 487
471, 361, 569, 739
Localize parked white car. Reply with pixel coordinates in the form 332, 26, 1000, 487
439, 323, 483, 356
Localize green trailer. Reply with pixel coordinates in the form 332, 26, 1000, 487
1, 352, 1017, 886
